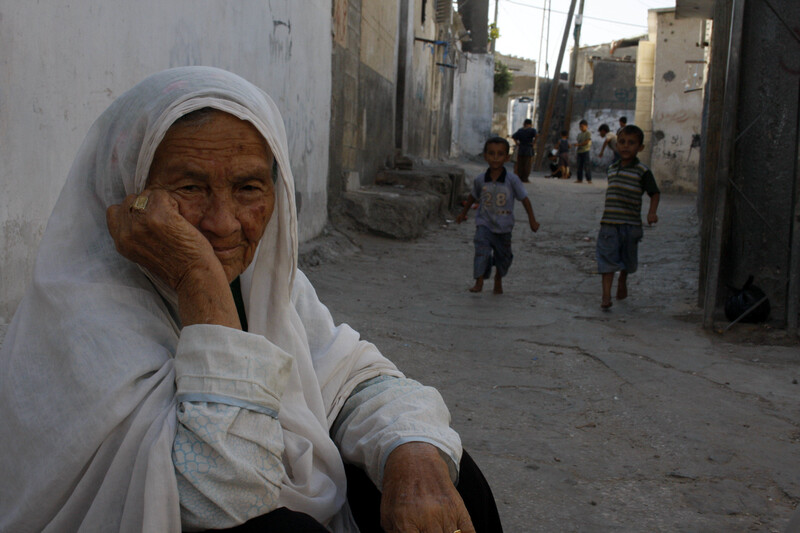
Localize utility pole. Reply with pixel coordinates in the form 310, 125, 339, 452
532, 0, 549, 127
490, 0, 499, 53
563, 0, 585, 132
534, 0, 578, 170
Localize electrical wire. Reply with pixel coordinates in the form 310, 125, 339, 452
504, 0, 649, 28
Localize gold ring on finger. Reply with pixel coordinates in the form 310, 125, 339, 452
130, 195, 148, 213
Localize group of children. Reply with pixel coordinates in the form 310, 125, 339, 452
457, 118, 660, 309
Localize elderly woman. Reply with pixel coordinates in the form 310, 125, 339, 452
0, 68, 501, 532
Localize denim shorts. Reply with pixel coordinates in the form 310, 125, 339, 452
596, 223, 643, 274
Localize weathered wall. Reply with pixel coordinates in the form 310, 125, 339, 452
452, 53, 494, 157
648, 10, 706, 193
329, 0, 398, 201
564, 61, 637, 168
0, 0, 332, 324
404, 0, 455, 159
573, 42, 639, 86
457, 0, 488, 54
493, 53, 538, 138
724, 0, 800, 324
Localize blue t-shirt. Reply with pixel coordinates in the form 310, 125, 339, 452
471, 168, 528, 234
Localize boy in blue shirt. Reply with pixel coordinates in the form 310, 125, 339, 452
596, 125, 660, 309
457, 137, 540, 294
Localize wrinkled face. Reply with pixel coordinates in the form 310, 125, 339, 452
147, 110, 275, 282
616, 132, 644, 161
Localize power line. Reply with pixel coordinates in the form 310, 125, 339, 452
503, 0, 649, 28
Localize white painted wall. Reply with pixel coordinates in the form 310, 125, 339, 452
0, 1, 332, 323
649, 9, 706, 192
452, 53, 494, 157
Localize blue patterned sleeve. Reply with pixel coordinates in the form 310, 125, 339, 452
172, 324, 293, 531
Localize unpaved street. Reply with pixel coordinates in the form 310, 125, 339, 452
304, 160, 800, 532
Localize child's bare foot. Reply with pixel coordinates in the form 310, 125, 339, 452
469, 278, 483, 292
493, 275, 503, 294
601, 297, 612, 309
616, 284, 628, 300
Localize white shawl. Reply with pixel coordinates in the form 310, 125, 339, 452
0, 67, 405, 532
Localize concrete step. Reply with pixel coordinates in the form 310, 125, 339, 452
342, 186, 441, 240
375, 165, 466, 213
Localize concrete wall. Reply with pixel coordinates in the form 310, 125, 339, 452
452, 53, 494, 157
573, 43, 639, 86
0, 0, 332, 324
457, 0, 488, 54
329, 0, 398, 201
648, 10, 706, 193
404, 0, 455, 159
493, 54, 538, 139
724, 0, 800, 324
564, 61, 637, 168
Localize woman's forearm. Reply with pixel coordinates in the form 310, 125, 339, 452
176, 263, 241, 329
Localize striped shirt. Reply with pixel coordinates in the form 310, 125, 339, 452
601, 157, 660, 225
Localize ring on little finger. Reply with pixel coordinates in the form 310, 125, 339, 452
130, 195, 148, 213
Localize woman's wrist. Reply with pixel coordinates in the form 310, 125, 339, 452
176, 261, 241, 329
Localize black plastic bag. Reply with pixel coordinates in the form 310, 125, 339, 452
725, 275, 770, 323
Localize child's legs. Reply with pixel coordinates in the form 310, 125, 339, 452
577, 152, 588, 181
596, 224, 626, 303
473, 226, 494, 280
618, 224, 644, 274
518, 155, 533, 181
601, 272, 615, 302
489, 231, 513, 278
617, 270, 629, 299
584, 153, 592, 181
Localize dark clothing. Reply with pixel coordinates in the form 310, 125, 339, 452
204, 450, 503, 533
558, 138, 569, 154
514, 155, 533, 182
473, 225, 513, 279
512, 126, 537, 157
576, 151, 592, 182
596, 223, 644, 274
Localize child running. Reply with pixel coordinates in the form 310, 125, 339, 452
457, 136, 540, 294
596, 124, 660, 309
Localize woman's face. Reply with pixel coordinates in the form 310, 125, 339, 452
146, 110, 275, 282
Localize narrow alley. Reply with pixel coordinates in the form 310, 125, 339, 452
304, 162, 800, 532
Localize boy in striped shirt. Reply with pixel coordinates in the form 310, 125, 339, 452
596, 125, 660, 309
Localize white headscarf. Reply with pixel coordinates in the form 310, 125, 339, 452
0, 67, 400, 532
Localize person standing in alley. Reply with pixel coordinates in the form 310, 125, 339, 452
573, 119, 592, 184
512, 118, 537, 182
617, 116, 627, 135
456, 137, 540, 294
598, 123, 620, 166
596, 124, 660, 309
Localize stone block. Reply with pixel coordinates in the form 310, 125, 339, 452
375, 165, 465, 213
342, 186, 441, 240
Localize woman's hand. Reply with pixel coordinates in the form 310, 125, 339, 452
381, 442, 475, 533
107, 190, 219, 289
107, 191, 240, 329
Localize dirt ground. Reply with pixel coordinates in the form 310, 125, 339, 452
303, 159, 800, 532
